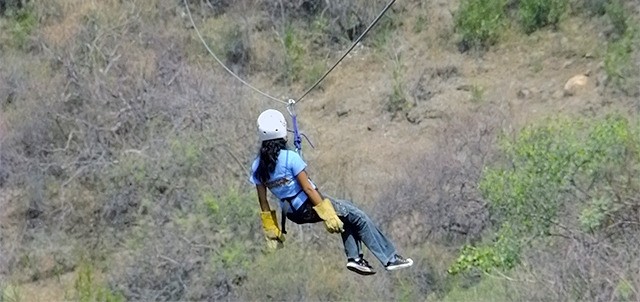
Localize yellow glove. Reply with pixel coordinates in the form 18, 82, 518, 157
260, 211, 285, 243
313, 199, 344, 233
265, 238, 284, 250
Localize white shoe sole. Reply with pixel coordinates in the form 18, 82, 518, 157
346, 263, 376, 275
385, 258, 414, 271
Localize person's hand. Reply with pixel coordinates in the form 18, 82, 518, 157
312, 199, 344, 233
260, 211, 286, 243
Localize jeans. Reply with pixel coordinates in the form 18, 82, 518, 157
286, 197, 397, 265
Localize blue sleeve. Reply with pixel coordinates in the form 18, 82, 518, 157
288, 151, 307, 176
249, 158, 260, 185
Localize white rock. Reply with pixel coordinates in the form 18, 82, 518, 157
563, 74, 590, 96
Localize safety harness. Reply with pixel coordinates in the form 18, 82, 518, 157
280, 190, 302, 234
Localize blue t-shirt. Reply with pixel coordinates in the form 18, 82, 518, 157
249, 150, 314, 212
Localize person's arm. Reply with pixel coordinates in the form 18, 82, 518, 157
256, 184, 271, 211
295, 170, 324, 206
256, 184, 284, 242
295, 169, 343, 233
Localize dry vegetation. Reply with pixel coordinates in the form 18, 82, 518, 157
0, 0, 639, 301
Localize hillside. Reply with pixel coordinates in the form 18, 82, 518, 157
1, 0, 639, 301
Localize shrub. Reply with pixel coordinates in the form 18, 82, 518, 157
373, 104, 505, 300
438, 274, 513, 302
110, 188, 262, 301
470, 84, 484, 103
451, 115, 640, 301
518, 0, 567, 34
0, 4, 37, 49
301, 61, 325, 89
386, 53, 409, 116
282, 24, 305, 83
263, 0, 392, 47
454, 0, 508, 51
221, 25, 252, 75
0, 0, 25, 15
605, 0, 628, 38
604, 27, 638, 95
322, 0, 396, 46
581, 0, 609, 16
182, 0, 229, 16
368, 8, 401, 51
0, 0, 258, 297
72, 262, 124, 302
374, 103, 502, 247
1, 284, 21, 302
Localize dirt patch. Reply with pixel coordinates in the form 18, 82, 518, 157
14, 271, 75, 302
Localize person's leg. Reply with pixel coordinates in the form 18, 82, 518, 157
341, 222, 376, 275
330, 198, 397, 266
286, 200, 364, 261
341, 222, 361, 260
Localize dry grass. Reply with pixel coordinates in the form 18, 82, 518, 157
38, 0, 93, 49
0, 0, 639, 300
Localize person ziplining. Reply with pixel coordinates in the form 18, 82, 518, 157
251, 109, 412, 275
183, 0, 411, 275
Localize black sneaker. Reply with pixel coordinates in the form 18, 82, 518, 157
385, 254, 413, 271
347, 257, 376, 275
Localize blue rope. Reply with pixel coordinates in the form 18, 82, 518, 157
287, 100, 303, 155
292, 114, 302, 152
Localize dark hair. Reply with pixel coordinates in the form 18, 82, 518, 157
254, 138, 287, 184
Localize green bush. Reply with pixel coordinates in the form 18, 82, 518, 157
454, 0, 507, 51
73, 262, 124, 302
111, 188, 261, 301
386, 53, 409, 116
1, 284, 22, 302
1, 6, 37, 49
369, 10, 400, 51
438, 275, 512, 302
581, 0, 609, 16
451, 115, 640, 274
518, 0, 567, 34
578, 196, 616, 232
284, 25, 304, 73
302, 61, 326, 89
605, 0, 628, 38
604, 28, 637, 94
221, 25, 251, 73
448, 228, 520, 275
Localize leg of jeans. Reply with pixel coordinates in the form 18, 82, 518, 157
341, 221, 361, 260
330, 198, 396, 266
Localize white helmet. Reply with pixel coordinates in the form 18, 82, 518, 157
257, 109, 287, 141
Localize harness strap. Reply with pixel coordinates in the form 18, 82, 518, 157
280, 203, 288, 234
280, 190, 303, 234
